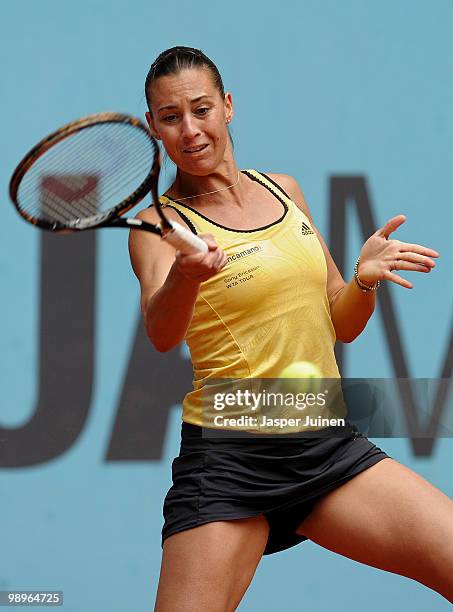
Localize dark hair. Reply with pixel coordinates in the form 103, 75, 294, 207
144, 46, 225, 112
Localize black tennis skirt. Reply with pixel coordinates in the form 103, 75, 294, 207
161, 421, 391, 555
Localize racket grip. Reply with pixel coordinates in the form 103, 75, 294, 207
163, 220, 209, 254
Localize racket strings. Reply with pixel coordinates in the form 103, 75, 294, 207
16, 121, 157, 225
25, 161, 153, 223
20, 122, 148, 180
23, 162, 150, 220
67, 163, 155, 213
19, 129, 151, 204
18, 125, 135, 191
41, 185, 100, 224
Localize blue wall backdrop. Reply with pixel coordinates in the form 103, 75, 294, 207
1, 0, 452, 610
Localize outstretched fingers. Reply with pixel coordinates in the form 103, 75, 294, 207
382, 269, 414, 289
398, 242, 440, 259
395, 251, 437, 271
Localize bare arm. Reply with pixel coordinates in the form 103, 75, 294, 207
128, 206, 227, 352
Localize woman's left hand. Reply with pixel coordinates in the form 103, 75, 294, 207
357, 215, 440, 289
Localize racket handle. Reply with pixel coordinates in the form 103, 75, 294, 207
162, 220, 209, 254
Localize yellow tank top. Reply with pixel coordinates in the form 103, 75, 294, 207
159, 169, 346, 433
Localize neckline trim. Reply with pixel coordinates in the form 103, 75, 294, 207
160, 170, 289, 234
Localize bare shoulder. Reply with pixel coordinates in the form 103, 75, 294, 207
128, 200, 193, 261
264, 172, 297, 193
265, 173, 314, 223
128, 204, 184, 303
133, 202, 192, 230
128, 200, 194, 279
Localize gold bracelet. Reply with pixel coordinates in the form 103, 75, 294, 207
354, 257, 380, 292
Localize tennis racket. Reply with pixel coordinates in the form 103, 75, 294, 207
9, 112, 208, 254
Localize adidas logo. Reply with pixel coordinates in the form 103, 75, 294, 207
301, 222, 314, 235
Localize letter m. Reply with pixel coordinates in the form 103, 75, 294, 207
329, 177, 452, 457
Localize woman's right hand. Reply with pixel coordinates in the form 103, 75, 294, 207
174, 233, 228, 283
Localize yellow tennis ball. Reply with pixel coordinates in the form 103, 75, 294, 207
279, 361, 322, 395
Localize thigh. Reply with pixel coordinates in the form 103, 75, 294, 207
296, 458, 453, 582
155, 515, 270, 612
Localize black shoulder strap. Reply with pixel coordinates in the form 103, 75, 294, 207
241, 170, 291, 208
160, 204, 198, 235
259, 172, 292, 200
147, 200, 198, 234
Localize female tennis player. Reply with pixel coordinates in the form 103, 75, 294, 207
129, 46, 453, 610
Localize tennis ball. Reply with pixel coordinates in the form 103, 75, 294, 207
279, 361, 323, 395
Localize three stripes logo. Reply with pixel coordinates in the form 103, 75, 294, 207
301, 221, 314, 235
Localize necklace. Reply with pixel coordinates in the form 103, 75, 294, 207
170, 170, 241, 201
